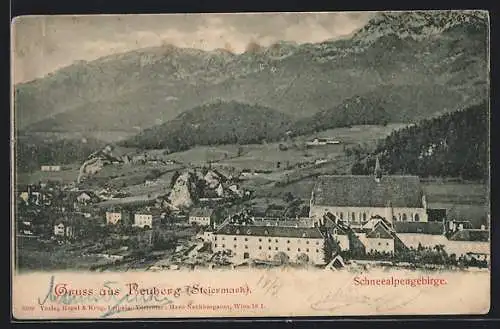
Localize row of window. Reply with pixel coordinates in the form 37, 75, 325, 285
215, 236, 320, 245
327, 211, 421, 222
214, 244, 319, 253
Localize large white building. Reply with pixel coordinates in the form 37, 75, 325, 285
309, 158, 428, 226
133, 212, 153, 228
211, 224, 325, 265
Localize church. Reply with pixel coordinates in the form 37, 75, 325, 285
309, 158, 429, 226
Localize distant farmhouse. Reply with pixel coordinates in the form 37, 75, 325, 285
41, 165, 62, 172
309, 158, 430, 227
306, 137, 341, 147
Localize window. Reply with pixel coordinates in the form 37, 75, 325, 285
306, 248, 309, 252
340, 212, 343, 219
275, 247, 278, 251
402, 213, 408, 221
363, 213, 367, 221
259, 238, 262, 242
222, 237, 225, 241
222, 244, 225, 248
298, 248, 301, 252
234, 237, 237, 241
378, 242, 381, 246
243, 252, 249, 259
268, 239, 271, 242
386, 242, 389, 246
287, 247, 290, 251
245, 245, 248, 249
234, 245, 237, 248
316, 241, 319, 245
259, 246, 262, 250
415, 214, 420, 222
268, 246, 271, 250
352, 212, 355, 221
287, 240, 290, 244
316, 249, 319, 253
306, 241, 309, 244
215, 244, 218, 247
245, 238, 248, 241
275, 239, 278, 243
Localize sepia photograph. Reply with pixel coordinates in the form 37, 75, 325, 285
11, 10, 490, 319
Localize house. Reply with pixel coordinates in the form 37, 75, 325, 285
54, 222, 74, 238
449, 229, 489, 242
105, 209, 130, 225
211, 224, 325, 265
53, 217, 84, 239
306, 138, 341, 147
189, 208, 215, 226
309, 157, 429, 226
41, 165, 61, 172
322, 214, 350, 251
133, 210, 155, 229
397, 233, 490, 259
76, 191, 100, 205
393, 221, 445, 235
447, 220, 473, 233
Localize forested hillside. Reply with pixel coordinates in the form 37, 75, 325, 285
351, 102, 488, 180
16, 136, 106, 173
120, 100, 293, 151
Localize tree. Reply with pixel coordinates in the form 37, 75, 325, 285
283, 192, 295, 203
273, 252, 290, 265
297, 253, 309, 265
323, 239, 335, 264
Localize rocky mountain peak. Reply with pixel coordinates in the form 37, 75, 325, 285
352, 10, 488, 45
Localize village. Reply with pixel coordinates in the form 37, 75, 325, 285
15, 139, 490, 273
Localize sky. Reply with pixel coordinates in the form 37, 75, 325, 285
11, 12, 373, 84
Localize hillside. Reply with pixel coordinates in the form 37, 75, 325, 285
15, 11, 488, 135
120, 101, 294, 151
15, 135, 107, 173
350, 101, 489, 180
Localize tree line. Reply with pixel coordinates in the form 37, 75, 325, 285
350, 102, 488, 180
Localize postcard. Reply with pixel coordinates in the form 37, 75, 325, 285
11, 11, 490, 320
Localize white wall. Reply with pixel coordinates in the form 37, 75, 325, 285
334, 234, 350, 251
212, 234, 325, 265
106, 212, 122, 225
189, 216, 211, 226
310, 205, 428, 224
134, 214, 153, 228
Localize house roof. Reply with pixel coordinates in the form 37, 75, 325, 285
190, 207, 215, 218
252, 218, 314, 228
449, 229, 490, 242
394, 221, 444, 235
215, 224, 324, 239
366, 223, 394, 239
312, 175, 424, 208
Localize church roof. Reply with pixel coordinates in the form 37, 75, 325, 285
312, 175, 424, 208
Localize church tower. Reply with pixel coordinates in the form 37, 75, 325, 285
374, 156, 382, 183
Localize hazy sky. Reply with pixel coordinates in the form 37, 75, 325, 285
11, 12, 373, 84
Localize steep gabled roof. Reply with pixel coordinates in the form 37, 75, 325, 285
190, 207, 215, 218
312, 175, 424, 208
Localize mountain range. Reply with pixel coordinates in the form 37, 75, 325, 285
15, 11, 488, 141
